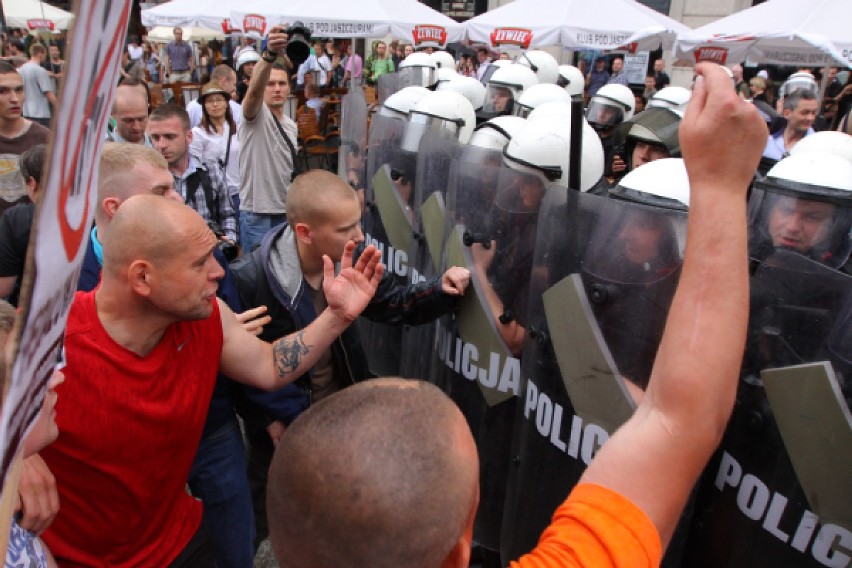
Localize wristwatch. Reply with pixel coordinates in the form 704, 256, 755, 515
262, 49, 278, 63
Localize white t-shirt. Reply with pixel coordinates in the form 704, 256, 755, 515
18, 62, 53, 119
190, 122, 241, 196
238, 105, 297, 214
186, 98, 243, 129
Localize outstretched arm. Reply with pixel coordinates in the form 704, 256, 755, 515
242, 26, 290, 121
578, 63, 768, 548
220, 242, 383, 389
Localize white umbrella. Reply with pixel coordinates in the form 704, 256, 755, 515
674, 0, 852, 68
3, 0, 74, 31
230, 0, 464, 46
464, 0, 689, 52
141, 0, 241, 34
145, 26, 225, 44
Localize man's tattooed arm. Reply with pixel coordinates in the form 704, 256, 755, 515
273, 331, 312, 379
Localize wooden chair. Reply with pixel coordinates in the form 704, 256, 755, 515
148, 83, 165, 109
363, 86, 377, 105
182, 84, 201, 103
296, 105, 339, 171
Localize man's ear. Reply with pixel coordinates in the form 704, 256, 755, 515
293, 222, 312, 244
440, 492, 476, 568
103, 197, 122, 220
128, 260, 153, 297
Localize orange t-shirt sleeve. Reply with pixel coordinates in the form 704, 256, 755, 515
510, 483, 662, 568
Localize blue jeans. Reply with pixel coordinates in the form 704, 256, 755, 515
239, 210, 286, 253
188, 416, 256, 568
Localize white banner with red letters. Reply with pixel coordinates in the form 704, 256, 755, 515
464, 0, 688, 51
230, 0, 463, 45
674, 0, 852, 68
0, 0, 132, 487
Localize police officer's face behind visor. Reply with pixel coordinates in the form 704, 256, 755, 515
768, 196, 835, 253
619, 210, 665, 265
491, 87, 512, 112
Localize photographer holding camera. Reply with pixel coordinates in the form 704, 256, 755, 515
148, 102, 239, 246
237, 25, 302, 253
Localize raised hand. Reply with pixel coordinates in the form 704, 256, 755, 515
323, 242, 384, 323
680, 63, 767, 198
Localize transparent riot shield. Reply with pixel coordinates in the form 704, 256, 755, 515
338, 88, 369, 197
398, 129, 463, 380
429, 164, 552, 555
747, 184, 852, 271
376, 72, 401, 105
581, 197, 687, 390
359, 109, 415, 376
682, 250, 852, 568
500, 189, 693, 567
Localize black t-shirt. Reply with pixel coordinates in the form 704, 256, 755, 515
0, 202, 34, 306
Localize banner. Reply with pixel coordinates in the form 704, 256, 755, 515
0, 0, 132, 487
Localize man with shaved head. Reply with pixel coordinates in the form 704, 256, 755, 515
267, 63, 769, 567
39, 195, 383, 565
65, 141, 260, 566
107, 83, 151, 145
231, 169, 469, 544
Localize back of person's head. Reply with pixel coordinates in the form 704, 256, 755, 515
149, 102, 190, 131
29, 43, 46, 58
267, 379, 479, 568
19, 143, 46, 186
783, 89, 816, 112
286, 170, 358, 226
305, 82, 319, 98
0, 60, 18, 76
210, 64, 235, 83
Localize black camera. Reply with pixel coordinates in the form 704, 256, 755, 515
208, 221, 239, 263
286, 21, 312, 67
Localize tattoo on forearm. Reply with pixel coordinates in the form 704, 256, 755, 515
273, 331, 311, 378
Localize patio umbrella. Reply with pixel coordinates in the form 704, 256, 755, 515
230, 0, 464, 47
674, 0, 852, 68
3, 0, 74, 31
141, 0, 240, 34
463, 0, 688, 52
145, 26, 225, 43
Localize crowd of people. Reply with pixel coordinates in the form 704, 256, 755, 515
0, 19, 849, 568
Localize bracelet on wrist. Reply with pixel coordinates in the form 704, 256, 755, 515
262, 50, 278, 63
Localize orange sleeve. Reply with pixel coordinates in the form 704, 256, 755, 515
510, 483, 662, 568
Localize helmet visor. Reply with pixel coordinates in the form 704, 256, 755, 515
482, 83, 516, 115
401, 111, 462, 153
586, 100, 625, 129
748, 184, 852, 268
399, 66, 435, 89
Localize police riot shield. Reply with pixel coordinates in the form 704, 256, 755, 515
358, 109, 414, 376
500, 189, 693, 566
376, 72, 401, 105
338, 88, 369, 193
682, 250, 852, 568
747, 183, 852, 271
429, 162, 552, 555
397, 128, 464, 380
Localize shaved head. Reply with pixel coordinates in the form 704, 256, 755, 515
286, 170, 359, 226
268, 379, 479, 568
101, 195, 207, 278
96, 143, 177, 227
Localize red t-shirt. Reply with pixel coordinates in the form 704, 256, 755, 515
42, 291, 223, 567
512, 483, 662, 568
